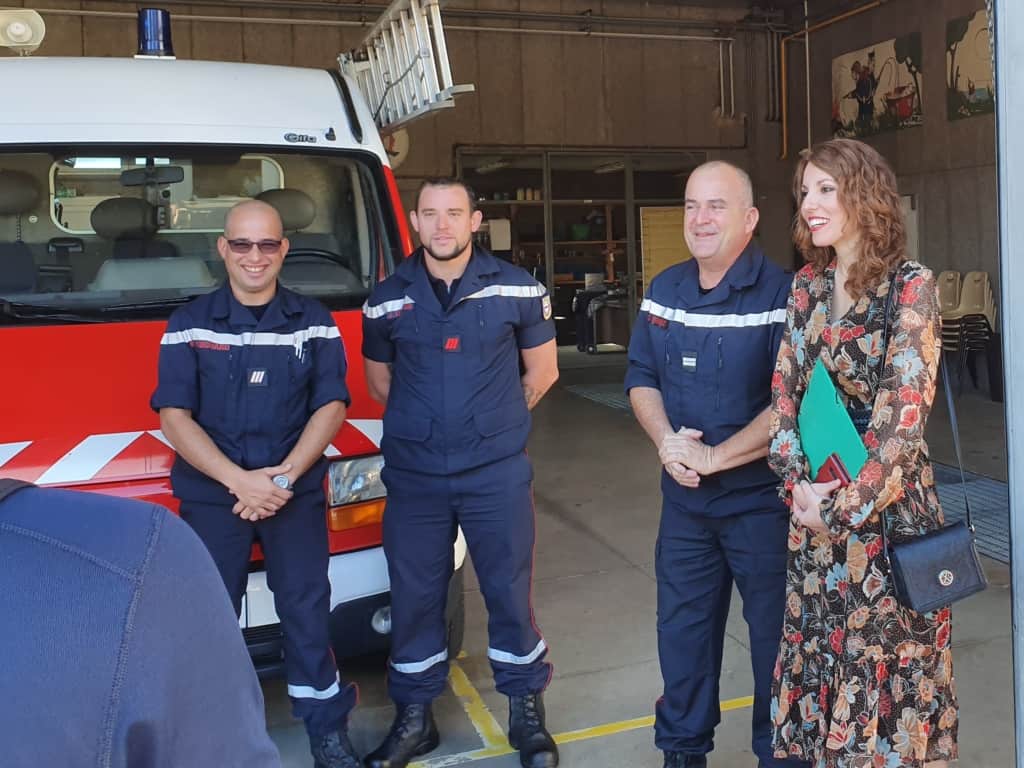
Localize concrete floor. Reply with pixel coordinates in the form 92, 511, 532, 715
265, 351, 1015, 767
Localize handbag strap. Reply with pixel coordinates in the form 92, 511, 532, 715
940, 357, 974, 531
0, 478, 33, 504
878, 269, 899, 360
875, 270, 973, 557
847, 269, 899, 419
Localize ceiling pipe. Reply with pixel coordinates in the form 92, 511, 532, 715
779, 0, 882, 159
448, 26, 733, 44
729, 40, 736, 118
804, 0, 811, 150
720, 42, 726, 117
30, 7, 734, 43
768, 30, 780, 121
71, 0, 780, 34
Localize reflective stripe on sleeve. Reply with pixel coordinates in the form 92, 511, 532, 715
363, 296, 415, 319
457, 283, 546, 304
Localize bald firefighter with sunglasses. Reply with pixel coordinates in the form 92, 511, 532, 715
151, 200, 361, 768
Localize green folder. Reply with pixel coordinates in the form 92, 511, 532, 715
797, 357, 869, 479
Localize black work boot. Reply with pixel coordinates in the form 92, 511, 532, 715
507, 693, 559, 768
310, 728, 362, 768
663, 752, 707, 768
364, 703, 440, 768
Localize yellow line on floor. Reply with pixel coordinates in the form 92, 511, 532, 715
412, 691, 754, 767
552, 695, 755, 746
446, 661, 508, 750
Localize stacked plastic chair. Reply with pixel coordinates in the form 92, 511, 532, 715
940, 270, 997, 395
936, 270, 962, 316
937, 270, 963, 359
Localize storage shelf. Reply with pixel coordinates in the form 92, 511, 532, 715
477, 199, 544, 206
518, 240, 629, 247
478, 198, 684, 207
551, 199, 624, 206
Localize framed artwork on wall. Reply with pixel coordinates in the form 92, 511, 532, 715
947, 10, 995, 120
831, 33, 923, 138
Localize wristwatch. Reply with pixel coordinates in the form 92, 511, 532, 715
272, 474, 293, 490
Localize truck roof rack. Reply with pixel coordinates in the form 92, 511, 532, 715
339, 0, 474, 135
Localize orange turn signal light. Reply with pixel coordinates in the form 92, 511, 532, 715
328, 498, 386, 532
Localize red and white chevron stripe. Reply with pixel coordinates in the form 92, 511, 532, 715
0, 419, 383, 486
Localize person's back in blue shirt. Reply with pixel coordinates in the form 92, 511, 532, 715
0, 482, 281, 767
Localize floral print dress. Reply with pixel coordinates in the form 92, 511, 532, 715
767, 260, 958, 767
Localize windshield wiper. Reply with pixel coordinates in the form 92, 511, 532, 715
0, 300, 106, 324
99, 295, 201, 312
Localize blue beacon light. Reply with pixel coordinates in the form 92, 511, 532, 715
136, 8, 174, 58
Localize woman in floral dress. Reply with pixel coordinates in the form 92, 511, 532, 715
767, 138, 958, 768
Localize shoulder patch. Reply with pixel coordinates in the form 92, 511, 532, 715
542, 294, 552, 320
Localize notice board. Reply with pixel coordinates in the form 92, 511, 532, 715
640, 206, 691, 291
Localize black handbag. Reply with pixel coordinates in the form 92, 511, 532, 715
849, 270, 987, 613
883, 359, 988, 612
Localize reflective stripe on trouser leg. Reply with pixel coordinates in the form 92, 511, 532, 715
488, 638, 547, 666
259, 488, 357, 736
455, 454, 552, 696
289, 672, 342, 700
381, 467, 458, 704
390, 649, 449, 674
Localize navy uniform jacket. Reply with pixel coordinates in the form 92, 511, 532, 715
362, 247, 555, 476
0, 484, 281, 767
625, 243, 792, 516
151, 282, 350, 505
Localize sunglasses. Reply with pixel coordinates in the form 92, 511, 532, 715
226, 238, 283, 255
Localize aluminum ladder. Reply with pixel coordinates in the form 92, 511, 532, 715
339, 0, 475, 134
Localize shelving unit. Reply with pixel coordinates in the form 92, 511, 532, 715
476, 196, 637, 344
458, 148, 704, 346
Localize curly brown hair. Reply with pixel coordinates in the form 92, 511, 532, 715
792, 138, 906, 299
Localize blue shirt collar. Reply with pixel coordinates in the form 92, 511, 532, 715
396, 246, 502, 313
211, 281, 303, 327
676, 241, 766, 307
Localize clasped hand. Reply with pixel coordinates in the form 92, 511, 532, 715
658, 427, 715, 488
228, 463, 294, 521
790, 479, 842, 532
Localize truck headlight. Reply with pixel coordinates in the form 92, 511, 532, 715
328, 455, 386, 507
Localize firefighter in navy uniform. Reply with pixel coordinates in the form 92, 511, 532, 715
151, 198, 362, 768
625, 163, 807, 768
361, 178, 560, 768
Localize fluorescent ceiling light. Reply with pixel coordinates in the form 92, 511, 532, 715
70, 157, 122, 170
594, 161, 625, 174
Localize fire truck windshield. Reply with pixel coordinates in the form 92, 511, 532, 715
0, 147, 400, 324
